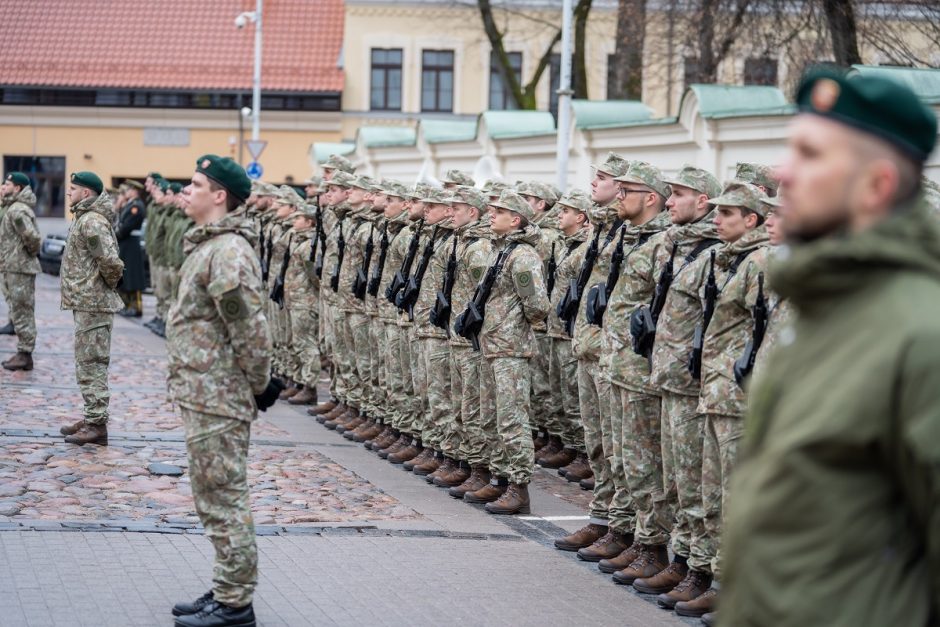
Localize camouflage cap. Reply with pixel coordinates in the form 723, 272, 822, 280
923, 176, 940, 211
304, 175, 323, 186
408, 183, 433, 200
663, 165, 721, 199
297, 203, 318, 219
328, 171, 356, 188
735, 162, 778, 195
322, 153, 355, 174
481, 180, 508, 196
614, 161, 671, 198
760, 195, 782, 211
348, 175, 374, 190
383, 180, 409, 198
421, 187, 453, 205
708, 181, 768, 217
490, 189, 534, 221
593, 152, 630, 177
556, 189, 593, 217
441, 169, 474, 186
276, 185, 304, 208
257, 182, 280, 197
520, 180, 559, 204
454, 186, 487, 213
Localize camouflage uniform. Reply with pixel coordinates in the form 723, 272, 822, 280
60, 192, 125, 425
0, 186, 41, 353
283, 222, 320, 391
479, 222, 550, 484
649, 209, 720, 565
396, 215, 428, 439
265, 207, 295, 378
336, 203, 374, 413
166, 212, 272, 609
376, 210, 411, 430
752, 247, 794, 373
0, 192, 12, 312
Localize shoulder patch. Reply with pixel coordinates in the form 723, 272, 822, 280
87, 234, 103, 256
514, 269, 535, 296
131, 206, 138, 215
219, 287, 250, 322
470, 266, 485, 283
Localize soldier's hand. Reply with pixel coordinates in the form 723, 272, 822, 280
254, 378, 286, 412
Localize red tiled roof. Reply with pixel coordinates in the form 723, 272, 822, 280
0, 0, 344, 93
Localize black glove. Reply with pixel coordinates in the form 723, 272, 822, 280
254, 378, 286, 412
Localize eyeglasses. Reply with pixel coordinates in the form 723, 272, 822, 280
616, 187, 650, 198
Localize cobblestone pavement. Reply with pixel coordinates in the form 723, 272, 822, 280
0, 274, 686, 626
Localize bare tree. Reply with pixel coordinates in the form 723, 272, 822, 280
822, 0, 862, 66
609, 0, 647, 100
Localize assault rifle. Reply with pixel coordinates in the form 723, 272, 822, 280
385, 218, 424, 305
258, 223, 268, 282
314, 209, 327, 278
352, 222, 376, 300
630, 241, 678, 358
546, 242, 557, 299
329, 216, 346, 292
270, 234, 293, 309
453, 242, 519, 351
734, 272, 768, 388
556, 226, 602, 336
367, 222, 390, 297
430, 234, 460, 336
585, 224, 629, 327
397, 225, 441, 321
261, 227, 274, 284
688, 250, 718, 380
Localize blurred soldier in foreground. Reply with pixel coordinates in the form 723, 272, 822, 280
722, 67, 940, 626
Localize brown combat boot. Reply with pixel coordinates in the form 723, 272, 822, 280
613, 543, 670, 585
485, 483, 530, 515
535, 435, 562, 459
579, 476, 595, 490
325, 409, 358, 430
553, 523, 608, 552
561, 454, 592, 481
353, 421, 383, 442
378, 435, 409, 459
279, 383, 301, 400
463, 478, 508, 504
319, 403, 347, 422
309, 398, 338, 415
426, 458, 456, 483
64, 422, 108, 446
577, 529, 633, 562
336, 415, 365, 434
633, 557, 689, 595
532, 430, 548, 451
675, 586, 718, 617
657, 569, 712, 609
537, 446, 577, 469
344, 419, 373, 440
288, 387, 317, 405
433, 461, 470, 487
403, 448, 434, 471
449, 466, 490, 499
413, 453, 442, 476
366, 427, 396, 450
387, 441, 421, 464
1, 351, 33, 371
598, 541, 643, 574
59, 418, 86, 436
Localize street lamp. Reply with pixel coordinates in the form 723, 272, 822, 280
235, 1, 262, 143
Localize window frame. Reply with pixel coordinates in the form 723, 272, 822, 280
421, 49, 455, 113
370, 48, 403, 111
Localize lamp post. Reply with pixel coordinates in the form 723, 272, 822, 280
236, 0, 263, 143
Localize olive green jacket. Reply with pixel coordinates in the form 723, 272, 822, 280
722, 196, 940, 626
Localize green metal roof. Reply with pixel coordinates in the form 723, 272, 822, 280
357, 126, 417, 148
314, 142, 355, 164
852, 65, 940, 103
480, 110, 555, 139
686, 84, 794, 118
420, 119, 478, 144
572, 99, 655, 129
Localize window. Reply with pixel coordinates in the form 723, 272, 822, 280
683, 56, 700, 90
744, 57, 778, 86
549, 53, 578, 119
3, 155, 66, 217
421, 50, 454, 112
0, 88, 341, 111
607, 54, 617, 99
371, 48, 403, 111
489, 51, 522, 110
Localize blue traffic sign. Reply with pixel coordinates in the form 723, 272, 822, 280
245, 161, 264, 180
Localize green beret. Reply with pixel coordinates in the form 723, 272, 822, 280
708, 181, 768, 217
169, 182, 182, 194
615, 161, 671, 199
441, 169, 475, 186
195, 154, 251, 203
593, 152, 630, 177
796, 66, 937, 162
70, 171, 103, 195
5, 172, 30, 188
663, 165, 721, 199
148, 172, 163, 180
156, 179, 169, 192
734, 162, 777, 195
490, 189, 534, 221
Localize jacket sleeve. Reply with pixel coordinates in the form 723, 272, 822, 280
82, 216, 125, 288
11, 208, 41, 256
512, 249, 550, 324
207, 245, 272, 395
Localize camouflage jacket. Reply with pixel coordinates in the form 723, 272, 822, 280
414, 221, 456, 340
376, 212, 408, 322
0, 186, 41, 274
60, 192, 125, 312
266, 216, 294, 291
697, 227, 770, 416
284, 227, 319, 310
480, 225, 550, 359
391, 218, 422, 328
572, 214, 624, 360
649, 210, 721, 396
166, 208, 195, 270
546, 225, 592, 340
601, 212, 672, 391
337, 208, 374, 314
449, 217, 493, 348
753, 247, 795, 374
166, 213, 272, 421
364, 215, 385, 317
145, 203, 167, 266
533, 207, 564, 333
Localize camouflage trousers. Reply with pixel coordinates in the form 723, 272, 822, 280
549, 338, 583, 451
615, 384, 673, 544
343, 311, 370, 410
330, 308, 353, 405
660, 391, 708, 568
365, 314, 384, 416
288, 307, 320, 389
577, 357, 614, 523
152, 265, 168, 318
447, 345, 484, 464
181, 408, 256, 608
702, 413, 743, 580
379, 320, 403, 424
412, 337, 450, 450
397, 325, 419, 436
529, 332, 554, 432
481, 356, 535, 484
72, 311, 112, 425
3, 272, 36, 353
605, 382, 639, 535
320, 298, 337, 398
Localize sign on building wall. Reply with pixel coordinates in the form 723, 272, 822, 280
143, 128, 191, 146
